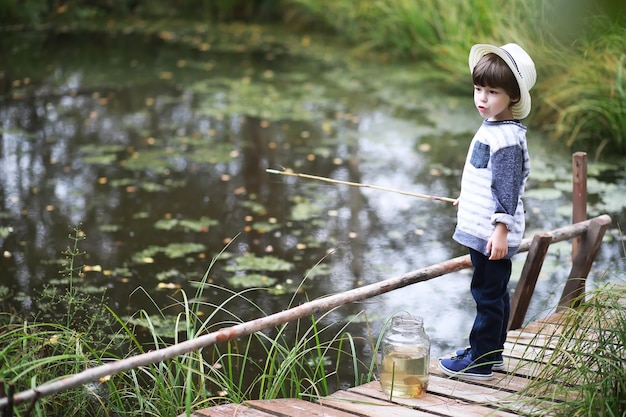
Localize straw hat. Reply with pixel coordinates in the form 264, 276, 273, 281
469, 43, 537, 119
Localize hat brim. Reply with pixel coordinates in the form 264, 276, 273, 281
469, 44, 531, 119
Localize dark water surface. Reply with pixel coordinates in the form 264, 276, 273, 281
1, 27, 625, 382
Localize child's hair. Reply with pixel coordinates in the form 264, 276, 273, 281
472, 53, 520, 101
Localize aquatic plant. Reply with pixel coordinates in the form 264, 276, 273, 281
0, 226, 119, 416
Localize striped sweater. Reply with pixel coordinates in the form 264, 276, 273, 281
453, 119, 530, 259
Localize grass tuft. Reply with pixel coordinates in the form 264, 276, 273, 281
517, 284, 626, 416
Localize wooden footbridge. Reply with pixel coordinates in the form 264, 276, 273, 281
184, 312, 584, 417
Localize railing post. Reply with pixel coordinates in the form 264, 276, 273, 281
558, 216, 611, 310
572, 152, 587, 258
508, 232, 552, 330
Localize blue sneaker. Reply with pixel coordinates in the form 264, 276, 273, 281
438, 354, 493, 381
455, 347, 505, 371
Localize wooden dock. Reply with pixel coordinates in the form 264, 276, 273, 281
184, 313, 567, 417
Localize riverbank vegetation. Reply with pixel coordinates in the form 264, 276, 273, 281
1, 0, 625, 156
0, 227, 374, 416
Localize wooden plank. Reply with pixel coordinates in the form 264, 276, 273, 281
430, 374, 556, 416
509, 233, 552, 330
423, 374, 532, 414
429, 361, 534, 391
559, 215, 611, 309
345, 381, 520, 417
571, 152, 588, 258
185, 403, 275, 416
507, 331, 561, 351
246, 398, 357, 417
320, 390, 434, 416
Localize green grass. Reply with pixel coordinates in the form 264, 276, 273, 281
0, 227, 375, 416
516, 284, 626, 416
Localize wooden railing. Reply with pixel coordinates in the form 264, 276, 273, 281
0, 153, 612, 410
508, 213, 611, 329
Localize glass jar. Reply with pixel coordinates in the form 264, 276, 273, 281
378, 314, 430, 398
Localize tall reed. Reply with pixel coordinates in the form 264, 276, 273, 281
517, 284, 626, 416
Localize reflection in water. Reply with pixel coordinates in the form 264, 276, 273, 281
1, 30, 625, 380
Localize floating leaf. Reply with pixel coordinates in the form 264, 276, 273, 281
524, 188, 563, 200
80, 144, 125, 165
124, 315, 183, 339
224, 254, 294, 272
240, 200, 268, 215
227, 273, 277, 288
251, 221, 281, 233
155, 217, 218, 232
131, 242, 206, 263
155, 269, 180, 282
0, 227, 13, 239
290, 200, 324, 221
304, 264, 332, 279
162, 243, 206, 259
122, 149, 177, 173
99, 224, 121, 232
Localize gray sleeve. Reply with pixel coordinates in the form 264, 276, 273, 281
490, 145, 523, 227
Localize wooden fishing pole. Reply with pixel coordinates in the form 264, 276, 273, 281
266, 168, 456, 203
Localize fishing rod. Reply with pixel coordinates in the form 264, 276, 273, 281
266, 168, 456, 203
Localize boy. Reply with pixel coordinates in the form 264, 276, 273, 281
438, 43, 536, 381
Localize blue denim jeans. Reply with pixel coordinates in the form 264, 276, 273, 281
468, 248, 511, 365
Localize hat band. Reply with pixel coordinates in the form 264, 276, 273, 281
500, 48, 522, 79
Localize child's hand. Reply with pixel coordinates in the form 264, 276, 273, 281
487, 223, 508, 260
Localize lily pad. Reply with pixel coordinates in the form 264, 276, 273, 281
155, 217, 218, 232
251, 221, 282, 233
124, 315, 185, 339
224, 254, 294, 272
290, 199, 324, 221
594, 188, 626, 212
81, 144, 125, 165
131, 242, 206, 263
0, 226, 14, 239
304, 263, 332, 279
121, 149, 177, 173
155, 269, 181, 282
140, 182, 168, 192
524, 188, 563, 200
99, 224, 121, 232
187, 143, 237, 165
227, 273, 277, 288
240, 200, 268, 215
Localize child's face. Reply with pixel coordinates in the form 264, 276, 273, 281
473, 85, 517, 121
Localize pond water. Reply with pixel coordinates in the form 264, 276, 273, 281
1, 25, 625, 386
